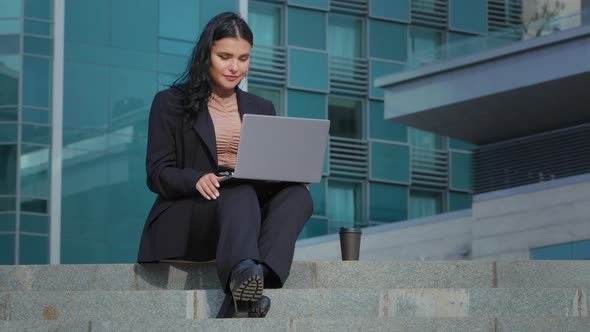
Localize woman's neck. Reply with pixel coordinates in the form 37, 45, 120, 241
211, 87, 235, 99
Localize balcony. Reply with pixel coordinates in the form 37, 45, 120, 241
410, 146, 448, 188
329, 136, 368, 178
329, 55, 369, 97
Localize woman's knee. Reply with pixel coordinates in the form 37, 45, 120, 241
284, 184, 314, 216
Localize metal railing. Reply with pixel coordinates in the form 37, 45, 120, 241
410, 146, 449, 188
249, 44, 287, 86
411, 0, 448, 29
329, 55, 369, 97
329, 136, 369, 178
330, 0, 368, 16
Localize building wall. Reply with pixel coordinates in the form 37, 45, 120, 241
294, 174, 590, 261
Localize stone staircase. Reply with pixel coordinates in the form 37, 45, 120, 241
1, 261, 589, 331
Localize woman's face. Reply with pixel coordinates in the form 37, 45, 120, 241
209, 37, 251, 94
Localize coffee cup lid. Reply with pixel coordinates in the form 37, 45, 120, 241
339, 227, 362, 234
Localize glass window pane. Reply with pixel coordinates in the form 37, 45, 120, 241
287, 89, 326, 119
24, 35, 53, 55
0, 56, 19, 106
530, 242, 572, 260
21, 124, 51, 144
328, 15, 362, 58
0, 108, 18, 121
0, 35, 20, 53
409, 127, 443, 149
288, 48, 329, 92
369, 101, 406, 142
0, 213, 16, 231
370, 141, 410, 183
409, 27, 445, 65
0, 124, 18, 141
308, 178, 326, 216
0, 145, 17, 195
22, 108, 51, 124
369, 182, 407, 222
449, 191, 472, 211
327, 180, 363, 231
369, 20, 407, 61
20, 213, 48, 233
0, 197, 16, 212
450, 152, 472, 191
0, 20, 21, 33
25, 0, 52, 20
19, 234, 48, 264
0, 0, 21, 18
24, 19, 52, 36
158, 39, 193, 57
23, 55, 51, 108
111, 0, 158, 52
298, 216, 328, 240
0, 234, 15, 264
572, 240, 590, 260
20, 144, 50, 197
248, 86, 281, 115
288, 7, 326, 50
409, 189, 442, 219
249, 3, 281, 46
328, 97, 362, 139
158, 0, 200, 41
20, 197, 47, 213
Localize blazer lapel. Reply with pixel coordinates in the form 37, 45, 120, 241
236, 87, 255, 119
190, 99, 218, 166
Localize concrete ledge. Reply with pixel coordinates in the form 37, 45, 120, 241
1, 288, 587, 320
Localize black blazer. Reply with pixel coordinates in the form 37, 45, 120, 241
137, 87, 276, 262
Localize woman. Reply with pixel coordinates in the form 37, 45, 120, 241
137, 12, 313, 318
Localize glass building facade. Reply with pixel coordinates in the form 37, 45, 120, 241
1, 0, 480, 265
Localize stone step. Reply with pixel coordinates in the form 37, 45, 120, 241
1, 288, 587, 321
2, 261, 589, 292
0, 317, 589, 332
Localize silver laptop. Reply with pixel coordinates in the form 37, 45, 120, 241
219, 114, 330, 183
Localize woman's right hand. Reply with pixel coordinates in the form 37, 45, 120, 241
195, 173, 224, 200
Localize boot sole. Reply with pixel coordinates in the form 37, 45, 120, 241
231, 273, 263, 302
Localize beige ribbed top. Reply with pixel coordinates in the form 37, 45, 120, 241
208, 92, 241, 169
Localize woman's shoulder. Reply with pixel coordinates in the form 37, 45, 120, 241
151, 86, 187, 117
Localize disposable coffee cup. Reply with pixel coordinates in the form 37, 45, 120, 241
339, 227, 362, 261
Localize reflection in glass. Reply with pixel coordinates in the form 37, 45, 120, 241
249, 2, 281, 46
23, 55, 51, 108
409, 189, 442, 219
409, 27, 444, 66
327, 180, 362, 231
0, 0, 21, 18
0, 145, 17, 195
328, 15, 362, 58
20, 144, 50, 197
248, 86, 282, 114
328, 97, 363, 139
0, 197, 16, 213
0, 56, 19, 106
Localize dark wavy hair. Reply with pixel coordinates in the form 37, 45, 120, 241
173, 12, 253, 113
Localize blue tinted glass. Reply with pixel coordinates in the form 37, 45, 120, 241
0, 0, 21, 18
248, 86, 281, 114
158, 53, 187, 76
64, 62, 109, 129
409, 190, 442, 219
369, 182, 407, 222
159, 0, 199, 41
66, 43, 158, 71
308, 178, 326, 215
0, 108, 18, 121
370, 60, 403, 99
371, 142, 410, 183
369, 101, 407, 142
111, 0, 158, 52
0, 56, 19, 106
24, 19, 52, 36
0, 145, 17, 195
450, 152, 472, 191
0, 20, 20, 33
449, 138, 477, 151
328, 15, 362, 58
199, 0, 239, 31
369, 20, 407, 61
19, 234, 48, 264
370, 0, 409, 22
0, 124, 18, 141
287, 89, 326, 119
0, 213, 16, 231
288, 7, 326, 50
288, 48, 329, 92
159, 73, 178, 89
327, 180, 362, 230
23, 56, 51, 107
530, 243, 572, 260
65, 0, 109, 44
24, 0, 51, 20
288, 0, 329, 10
20, 213, 48, 234
0, 35, 20, 53
24, 35, 53, 55
109, 67, 157, 128
249, 3, 281, 46
449, 191, 471, 211
20, 197, 47, 213
298, 217, 329, 240
572, 240, 590, 260
20, 144, 50, 197
0, 234, 15, 264
0, 197, 16, 212
449, 0, 486, 34
409, 27, 444, 63
22, 108, 51, 124
328, 97, 362, 139
159, 39, 194, 57
21, 124, 50, 144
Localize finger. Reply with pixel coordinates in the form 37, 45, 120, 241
202, 178, 219, 199
196, 182, 211, 200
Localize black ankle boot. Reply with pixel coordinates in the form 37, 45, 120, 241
248, 295, 271, 318
228, 259, 264, 302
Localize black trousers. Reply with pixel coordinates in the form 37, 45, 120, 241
185, 182, 313, 292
